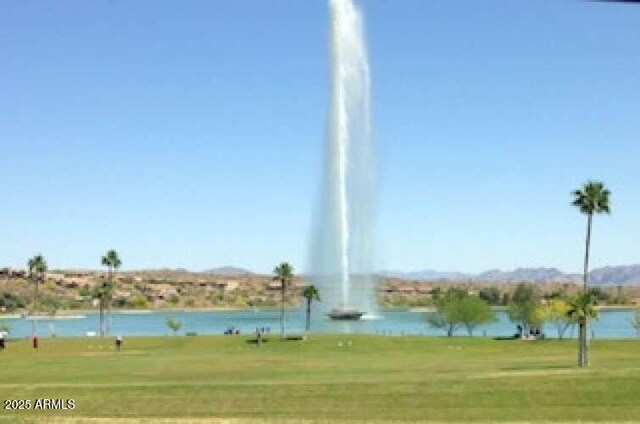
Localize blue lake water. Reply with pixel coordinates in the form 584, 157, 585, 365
1, 309, 638, 339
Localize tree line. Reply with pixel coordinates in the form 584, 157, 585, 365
3, 180, 636, 370
425, 282, 608, 340
427, 180, 613, 369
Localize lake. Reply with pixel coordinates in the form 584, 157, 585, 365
1, 308, 638, 339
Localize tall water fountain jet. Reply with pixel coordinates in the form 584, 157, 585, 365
310, 0, 376, 319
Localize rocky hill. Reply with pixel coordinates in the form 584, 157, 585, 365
202, 266, 254, 276
589, 265, 640, 285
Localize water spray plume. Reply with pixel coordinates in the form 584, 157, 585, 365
310, 0, 376, 318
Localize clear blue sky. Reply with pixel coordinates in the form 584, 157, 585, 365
1, 0, 639, 274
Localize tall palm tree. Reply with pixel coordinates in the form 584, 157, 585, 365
100, 249, 122, 337
273, 262, 294, 340
572, 181, 610, 367
27, 254, 47, 337
567, 292, 599, 366
632, 309, 640, 337
302, 284, 320, 333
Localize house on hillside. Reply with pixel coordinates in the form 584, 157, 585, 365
46, 273, 66, 283
2, 269, 27, 278
416, 283, 433, 294
113, 290, 132, 301
397, 284, 417, 295
267, 281, 283, 291
209, 281, 227, 290
224, 281, 239, 292
63, 280, 80, 289
64, 271, 93, 278
154, 284, 178, 301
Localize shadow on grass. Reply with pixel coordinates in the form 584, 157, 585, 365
493, 336, 519, 341
500, 363, 572, 371
245, 335, 305, 345
245, 338, 270, 345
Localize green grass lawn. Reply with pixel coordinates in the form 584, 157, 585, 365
1, 335, 639, 422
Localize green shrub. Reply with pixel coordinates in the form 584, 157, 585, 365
478, 287, 502, 305
0, 292, 26, 311
426, 289, 495, 336
588, 287, 611, 303
166, 317, 182, 334
127, 295, 148, 309
113, 298, 127, 308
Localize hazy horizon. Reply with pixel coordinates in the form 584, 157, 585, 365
4, 262, 640, 278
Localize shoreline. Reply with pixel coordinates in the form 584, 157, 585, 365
0, 306, 294, 318
408, 305, 637, 313
1, 304, 635, 318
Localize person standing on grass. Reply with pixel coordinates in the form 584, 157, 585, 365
256, 328, 263, 347
115, 335, 123, 352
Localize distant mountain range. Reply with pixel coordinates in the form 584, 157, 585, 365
202, 266, 254, 276
130, 264, 640, 285
380, 265, 640, 286
380, 270, 471, 281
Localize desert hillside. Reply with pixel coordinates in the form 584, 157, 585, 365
1, 267, 639, 313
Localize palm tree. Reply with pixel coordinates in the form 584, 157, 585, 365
567, 292, 599, 366
572, 181, 611, 367
302, 284, 320, 333
632, 309, 640, 337
100, 250, 122, 337
27, 254, 47, 337
273, 262, 294, 340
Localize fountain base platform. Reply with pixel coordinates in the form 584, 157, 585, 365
327, 308, 365, 320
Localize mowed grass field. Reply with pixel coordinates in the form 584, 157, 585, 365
1, 335, 639, 423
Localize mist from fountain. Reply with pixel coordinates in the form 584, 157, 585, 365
310, 0, 376, 317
